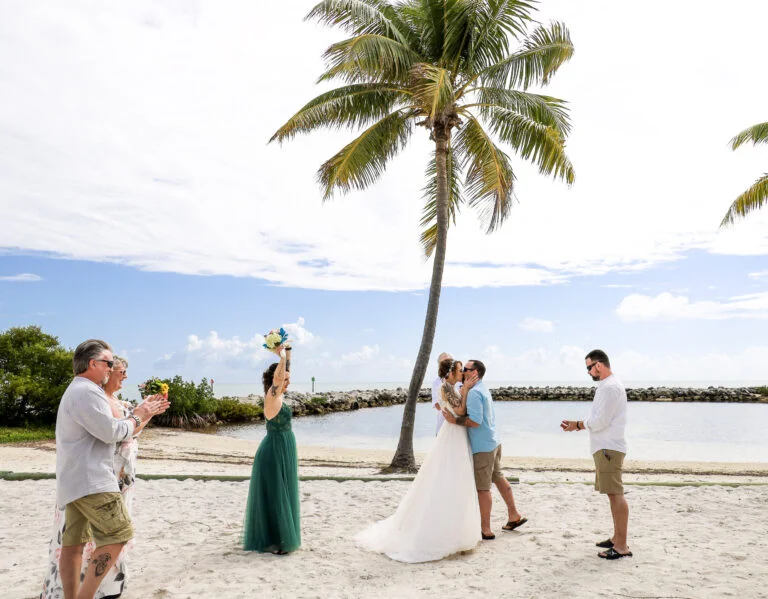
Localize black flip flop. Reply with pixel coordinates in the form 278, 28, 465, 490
596, 538, 614, 548
481, 532, 496, 540
502, 517, 528, 531
598, 548, 632, 560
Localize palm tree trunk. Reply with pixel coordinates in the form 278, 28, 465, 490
387, 125, 451, 472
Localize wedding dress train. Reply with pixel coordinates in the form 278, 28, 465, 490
356, 418, 480, 563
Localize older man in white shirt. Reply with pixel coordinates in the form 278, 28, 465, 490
561, 349, 631, 560
56, 339, 169, 599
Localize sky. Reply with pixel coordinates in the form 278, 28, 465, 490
1, 0, 767, 390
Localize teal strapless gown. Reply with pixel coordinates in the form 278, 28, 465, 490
243, 402, 301, 553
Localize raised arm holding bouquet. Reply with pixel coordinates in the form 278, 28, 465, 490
242, 329, 300, 554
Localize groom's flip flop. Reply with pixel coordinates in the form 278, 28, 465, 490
502, 517, 528, 531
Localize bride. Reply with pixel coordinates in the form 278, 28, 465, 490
356, 359, 481, 563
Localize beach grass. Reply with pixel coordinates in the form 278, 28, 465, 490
0, 426, 55, 444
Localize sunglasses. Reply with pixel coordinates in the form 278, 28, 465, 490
462, 367, 476, 372
94, 359, 115, 368
586, 362, 600, 372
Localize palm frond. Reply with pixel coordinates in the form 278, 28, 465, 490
410, 63, 454, 119
730, 122, 768, 150
270, 84, 410, 143
479, 106, 574, 184
318, 109, 416, 199
720, 173, 768, 227
463, 0, 536, 71
467, 87, 571, 135
473, 21, 574, 91
455, 114, 515, 232
306, 0, 415, 47
419, 144, 463, 256
319, 34, 421, 83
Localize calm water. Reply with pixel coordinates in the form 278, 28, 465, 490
218, 401, 768, 463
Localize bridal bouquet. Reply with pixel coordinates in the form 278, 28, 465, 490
139, 377, 169, 399
263, 327, 289, 351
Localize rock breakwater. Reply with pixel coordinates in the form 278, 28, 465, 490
229, 385, 767, 418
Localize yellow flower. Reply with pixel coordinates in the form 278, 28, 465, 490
159, 383, 169, 395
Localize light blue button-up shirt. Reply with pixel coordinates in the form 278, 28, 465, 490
466, 381, 501, 454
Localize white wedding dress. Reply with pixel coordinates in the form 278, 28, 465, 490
356, 385, 481, 563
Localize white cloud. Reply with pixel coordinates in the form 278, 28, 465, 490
157, 318, 315, 371
0, 1, 767, 291
281, 317, 315, 346
0, 273, 42, 282
749, 270, 768, 280
616, 292, 768, 322
338, 344, 380, 366
518, 317, 554, 333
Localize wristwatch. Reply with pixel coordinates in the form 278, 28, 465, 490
130, 414, 142, 429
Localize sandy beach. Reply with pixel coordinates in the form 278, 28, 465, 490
1, 429, 767, 599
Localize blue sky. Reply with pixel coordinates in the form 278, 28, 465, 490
1, 1, 767, 389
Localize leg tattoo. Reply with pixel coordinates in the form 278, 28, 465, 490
93, 552, 112, 577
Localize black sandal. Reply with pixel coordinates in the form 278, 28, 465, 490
481, 532, 496, 540
596, 538, 614, 548
502, 517, 528, 531
598, 548, 632, 560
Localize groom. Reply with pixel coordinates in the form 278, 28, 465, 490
442, 360, 527, 539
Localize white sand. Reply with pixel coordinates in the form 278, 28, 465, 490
1, 429, 767, 598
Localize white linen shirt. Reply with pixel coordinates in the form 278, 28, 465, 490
431, 376, 445, 434
55, 376, 135, 506
583, 375, 628, 456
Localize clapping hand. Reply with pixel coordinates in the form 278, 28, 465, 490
134, 394, 171, 421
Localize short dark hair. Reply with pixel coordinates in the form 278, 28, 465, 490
585, 349, 610, 368
468, 359, 486, 379
262, 363, 279, 395
73, 339, 112, 375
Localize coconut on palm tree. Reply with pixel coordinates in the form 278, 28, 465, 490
271, 0, 575, 471
721, 122, 768, 226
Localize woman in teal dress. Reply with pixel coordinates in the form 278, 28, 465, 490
243, 343, 301, 554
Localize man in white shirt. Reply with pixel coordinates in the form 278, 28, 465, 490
561, 349, 632, 560
431, 352, 452, 434
57, 339, 169, 599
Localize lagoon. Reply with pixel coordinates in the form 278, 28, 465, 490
218, 400, 768, 463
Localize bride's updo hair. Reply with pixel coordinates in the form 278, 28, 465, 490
438, 359, 462, 380
262, 363, 279, 395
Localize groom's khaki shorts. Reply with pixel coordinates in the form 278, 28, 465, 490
593, 449, 625, 495
473, 445, 504, 491
62, 492, 134, 548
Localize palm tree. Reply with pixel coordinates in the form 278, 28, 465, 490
271, 0, 575, 471
721, 122, 768, 227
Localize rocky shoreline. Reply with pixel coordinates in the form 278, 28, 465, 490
229, 385, 768, 418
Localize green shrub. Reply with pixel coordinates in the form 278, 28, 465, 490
0, 326, 73, 426
151, 376, 217, 429
214, 398, 263, 422
755, 386, 768, 396
0, 425, 56, 444
309, 396, 327, 405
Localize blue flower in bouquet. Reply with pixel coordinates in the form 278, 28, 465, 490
263, 327, 288, 350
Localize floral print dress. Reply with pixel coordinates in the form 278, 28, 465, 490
40, 403, 139, 599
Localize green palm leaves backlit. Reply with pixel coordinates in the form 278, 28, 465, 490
271, 0, 575, 256
721, 122, 768, 227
